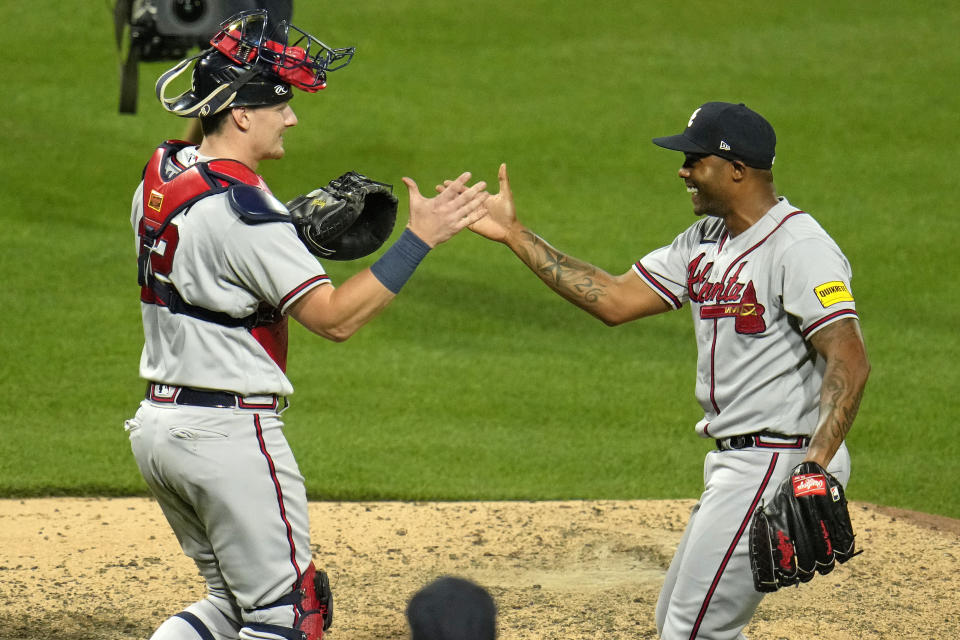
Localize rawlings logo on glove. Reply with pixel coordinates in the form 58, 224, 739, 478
749, 461, 861, 592
792, 474, 827, 497
287, 171, 398, 261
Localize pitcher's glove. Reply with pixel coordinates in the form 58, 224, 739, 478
749, 462, 860, 592
287, 171, 398, 261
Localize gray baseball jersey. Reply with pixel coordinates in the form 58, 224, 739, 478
127, 143, 331, 638
634, 196, 858, 639
131, 145, 330, 396
634, 197, 858, 439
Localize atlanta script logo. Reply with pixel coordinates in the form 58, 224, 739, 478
687, 254, 766, 334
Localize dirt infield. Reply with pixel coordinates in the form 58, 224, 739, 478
0, 498, 957, 639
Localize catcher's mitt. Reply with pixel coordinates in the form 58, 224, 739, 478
749, 461, 859, 592
287, 171, 398, 261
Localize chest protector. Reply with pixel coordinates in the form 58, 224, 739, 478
137, 140, 281, 330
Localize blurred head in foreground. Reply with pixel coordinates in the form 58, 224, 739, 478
406, 576, 497, 640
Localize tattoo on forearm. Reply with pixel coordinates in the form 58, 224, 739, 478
808, 318, 870, 462
820, 364, 864, 441
517, 230, 608, 304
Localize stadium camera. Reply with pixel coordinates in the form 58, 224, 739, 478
115, 0, 290, 114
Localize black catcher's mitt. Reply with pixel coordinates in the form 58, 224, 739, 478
287, 171, 398, 261
749, 462, 860, 592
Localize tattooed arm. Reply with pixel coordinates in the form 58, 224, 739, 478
805, 318, 871, 467
505, 230, 669, 324
469, 164, 671, 324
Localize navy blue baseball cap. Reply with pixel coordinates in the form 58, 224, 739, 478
406, 576, 497, 640
653, 102, 777, 169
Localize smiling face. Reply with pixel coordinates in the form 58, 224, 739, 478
678, 152, 736, 218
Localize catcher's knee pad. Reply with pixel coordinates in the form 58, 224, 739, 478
243, 562, 333, 640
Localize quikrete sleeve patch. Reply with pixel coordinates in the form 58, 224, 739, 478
814, 281, 854, 307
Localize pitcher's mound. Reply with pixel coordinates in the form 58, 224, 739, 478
0, 498, 956, 639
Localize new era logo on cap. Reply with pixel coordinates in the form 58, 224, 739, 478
652, 102, 777, 169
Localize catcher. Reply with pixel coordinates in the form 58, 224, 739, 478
126, 9, 487, 640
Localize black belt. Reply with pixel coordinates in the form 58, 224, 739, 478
146, 383, 284, 411
716, 432, 810, 451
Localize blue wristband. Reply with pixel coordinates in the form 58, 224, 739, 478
370, 229, 432, 294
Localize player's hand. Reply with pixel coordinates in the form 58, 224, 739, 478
402, 172, 489, 247
437, 164, 520, 244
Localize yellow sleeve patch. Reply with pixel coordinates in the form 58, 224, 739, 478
814, 281, 854, 307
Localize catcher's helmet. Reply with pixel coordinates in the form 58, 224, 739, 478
156, 9, 354, 118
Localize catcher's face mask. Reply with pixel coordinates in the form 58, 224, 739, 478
156, 9, 355, 117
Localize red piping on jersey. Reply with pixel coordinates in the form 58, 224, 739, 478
708, 318, 721, 413
706, 211, 806, 416
280, 274, 332, 309
167, 144, 190, 171
688, 453, 780, 639
802, 308, 858, 338
253, 414, 303, 586
756, 438, 806, 449
633, 262, 682, 309
715, 212, 806, 283
716, 231, 729, 253
255, 275, 333, 372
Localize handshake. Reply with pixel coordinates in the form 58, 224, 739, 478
287, 164, 517, 261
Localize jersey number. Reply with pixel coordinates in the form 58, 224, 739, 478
139, 221, 181, 303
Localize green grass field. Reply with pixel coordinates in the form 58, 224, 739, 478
1, 1, 957, 518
